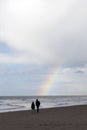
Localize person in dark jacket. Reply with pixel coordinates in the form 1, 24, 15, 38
35, 99, 40, 113
31, 101, 35, 113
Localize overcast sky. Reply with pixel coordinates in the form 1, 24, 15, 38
0, 0, 87, 96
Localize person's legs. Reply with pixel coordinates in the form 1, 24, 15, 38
37, 107, 39, 113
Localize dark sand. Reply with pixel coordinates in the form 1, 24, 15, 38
0, 105, 87, 130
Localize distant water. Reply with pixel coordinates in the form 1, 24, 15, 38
0, 96, 87, 113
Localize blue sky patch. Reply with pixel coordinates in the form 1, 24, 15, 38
0, 42, 13, 53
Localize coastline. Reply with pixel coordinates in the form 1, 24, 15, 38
0, 105, 87, 130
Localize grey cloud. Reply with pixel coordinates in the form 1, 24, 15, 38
75, 70, 84, 74
0, 0, 87, 68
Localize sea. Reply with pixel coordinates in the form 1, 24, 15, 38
0, 96, 87, 113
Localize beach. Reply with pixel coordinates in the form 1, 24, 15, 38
0, 105, 87, 130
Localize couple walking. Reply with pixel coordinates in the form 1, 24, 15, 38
31, 99, 40, 113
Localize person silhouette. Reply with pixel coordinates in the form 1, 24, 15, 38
35, 99, 40, 113
31, 101, 35, 113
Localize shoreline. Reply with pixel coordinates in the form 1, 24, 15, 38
0, 104, 86, 114
0, 105, 87, 130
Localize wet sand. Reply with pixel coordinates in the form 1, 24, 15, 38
0, 105, 87, 130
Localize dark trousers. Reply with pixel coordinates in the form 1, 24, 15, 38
36, 107, 39, 113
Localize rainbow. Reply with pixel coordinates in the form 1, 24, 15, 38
39, 67, 62, 95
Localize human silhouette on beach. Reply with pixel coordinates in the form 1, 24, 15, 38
31, 101, 35, 113
35, 99, 40, 113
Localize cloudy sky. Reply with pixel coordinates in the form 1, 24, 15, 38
0, 0, 87, 96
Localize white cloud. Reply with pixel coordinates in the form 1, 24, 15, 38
0, 53, 29, 64
0, 0, 87, 66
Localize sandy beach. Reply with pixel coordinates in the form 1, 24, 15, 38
0, 105, 87, 130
